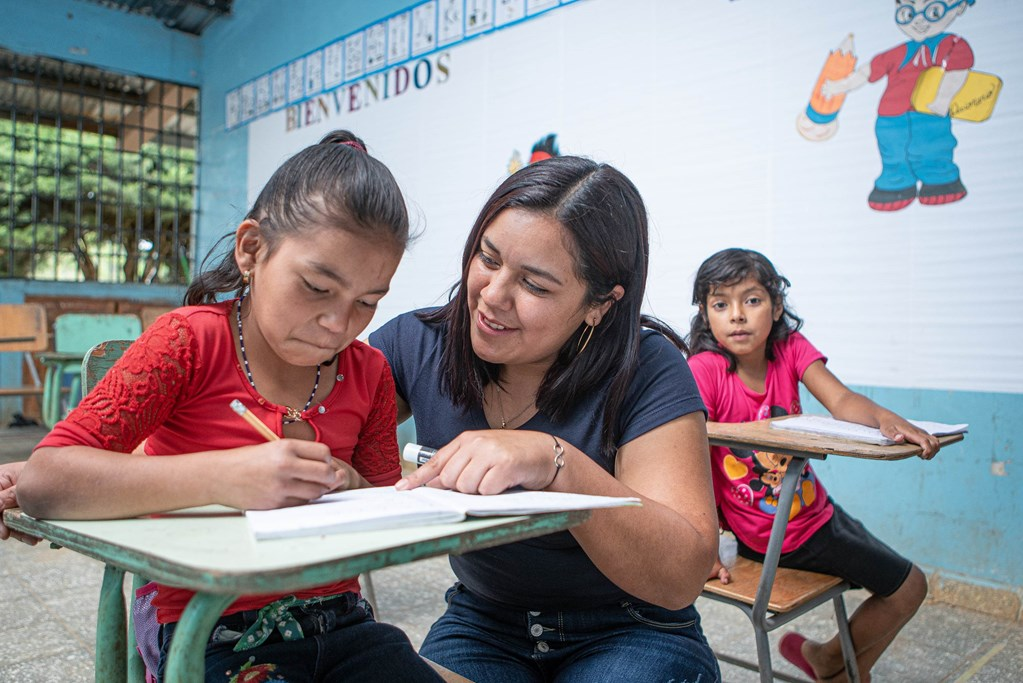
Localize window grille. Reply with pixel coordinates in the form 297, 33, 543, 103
0, 47, 198, 284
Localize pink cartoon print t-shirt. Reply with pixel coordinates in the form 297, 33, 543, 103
688, 332, 834, 554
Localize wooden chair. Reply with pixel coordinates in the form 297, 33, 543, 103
700, 460, 859, 682
41, 313, 142, 425
0, 304, 48, 411
702, 557, 855, 682
699, 458, 859, 683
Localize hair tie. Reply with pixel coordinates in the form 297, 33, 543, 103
339, 140, 366, 153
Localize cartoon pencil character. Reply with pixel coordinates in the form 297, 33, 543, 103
823, 0, 977, 211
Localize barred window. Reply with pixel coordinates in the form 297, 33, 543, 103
0, 47, 198, 284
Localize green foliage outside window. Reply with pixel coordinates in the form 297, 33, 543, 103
0, 119, 195, 284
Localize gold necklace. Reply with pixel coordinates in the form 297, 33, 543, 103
495, 385, 535, 429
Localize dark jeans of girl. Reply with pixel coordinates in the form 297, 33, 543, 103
156, 592, 442, 682
419, 582, 721, 683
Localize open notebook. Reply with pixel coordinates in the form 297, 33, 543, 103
246, 486, 641, 540
769, 415, 968, 445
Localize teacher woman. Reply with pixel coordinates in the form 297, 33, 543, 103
370, 155, 720, 681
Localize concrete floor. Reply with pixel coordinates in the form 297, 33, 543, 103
1, 425, 1020, 682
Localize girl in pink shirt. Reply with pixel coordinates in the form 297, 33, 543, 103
687, 248, 941, 683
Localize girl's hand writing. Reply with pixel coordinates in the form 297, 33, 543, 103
221, 439, 342, 510
879, 416, 941, 460
395, 430, 561, 494
328, 457, 370, 491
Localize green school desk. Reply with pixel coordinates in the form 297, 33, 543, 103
704, 417, 964, 683
4, 506, 590, 683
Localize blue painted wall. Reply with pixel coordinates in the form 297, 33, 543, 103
804, 387, 1021, 589
0, 0, 200, 84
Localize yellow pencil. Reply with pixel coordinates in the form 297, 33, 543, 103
230, 399, 280, 442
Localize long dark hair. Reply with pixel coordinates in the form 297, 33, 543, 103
686, 248, 803, 371
421, 156, 686, 461
184, 130, 409, 305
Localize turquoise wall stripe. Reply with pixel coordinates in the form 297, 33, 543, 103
802, 386, 1021, 588
0, 0, 200, 84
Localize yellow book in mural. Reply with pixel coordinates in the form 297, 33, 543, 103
911, 67, 1002, 122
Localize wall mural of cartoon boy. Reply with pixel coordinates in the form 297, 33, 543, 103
803, 0, 1001, 212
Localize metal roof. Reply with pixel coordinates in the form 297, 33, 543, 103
78, 0, 232, 36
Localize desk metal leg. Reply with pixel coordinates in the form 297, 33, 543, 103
127, 574, 149, 683
833, 595, 860, 683
752, 456, 808, 683
163, 592, 237, 683
96, 565, 128, 683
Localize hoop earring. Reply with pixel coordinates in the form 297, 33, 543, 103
576, 322, 595, 356
242, 270, 251, 286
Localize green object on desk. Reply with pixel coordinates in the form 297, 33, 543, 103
4, 506, 590, 683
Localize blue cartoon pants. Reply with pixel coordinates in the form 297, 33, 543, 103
874, 112, 960, 191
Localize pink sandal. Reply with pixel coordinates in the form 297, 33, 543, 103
779, 632, 817, 680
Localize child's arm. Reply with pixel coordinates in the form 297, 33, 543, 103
18, 440, 344, 520
802, 360, 940, 459
0, 461, 40, 545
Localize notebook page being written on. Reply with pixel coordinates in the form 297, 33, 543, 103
246, 486, 640, 540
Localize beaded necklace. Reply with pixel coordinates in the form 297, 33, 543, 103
236, 295, 320, 423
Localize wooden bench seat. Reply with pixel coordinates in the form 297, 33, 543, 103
703, 555, 844, 612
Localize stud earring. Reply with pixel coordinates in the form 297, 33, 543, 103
242, 270, 251, 285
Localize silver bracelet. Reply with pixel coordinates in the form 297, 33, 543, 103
549, 435, 565, 486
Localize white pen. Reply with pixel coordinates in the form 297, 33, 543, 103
402, 443, 437, 466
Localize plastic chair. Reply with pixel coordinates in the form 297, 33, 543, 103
0, 304, 48, 410
40, 313, 141, 425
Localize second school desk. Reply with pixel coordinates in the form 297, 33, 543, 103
704, 417, 964, 683
4, 506, 590, 683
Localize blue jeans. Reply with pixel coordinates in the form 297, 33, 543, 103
157, 592, 442, 682
419, 583, 720, 682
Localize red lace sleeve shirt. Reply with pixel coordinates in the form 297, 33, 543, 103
36, 301, 402, 622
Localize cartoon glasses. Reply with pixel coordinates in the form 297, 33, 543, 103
895, 0, 969, 25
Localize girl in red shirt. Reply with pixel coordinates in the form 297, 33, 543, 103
18, 131, 442, 682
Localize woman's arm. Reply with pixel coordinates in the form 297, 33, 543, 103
398, 412, 719, 609
802, 360, 940, 458
567, 412, 719, 608
18, 441, 344, 520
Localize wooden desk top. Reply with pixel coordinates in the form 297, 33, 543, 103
4, 507, 589, 595
707, 416, 964, 461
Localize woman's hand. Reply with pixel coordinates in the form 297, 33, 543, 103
395, 430, 558, 494
879, 416, 941, 460
0, 461, 41, 545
